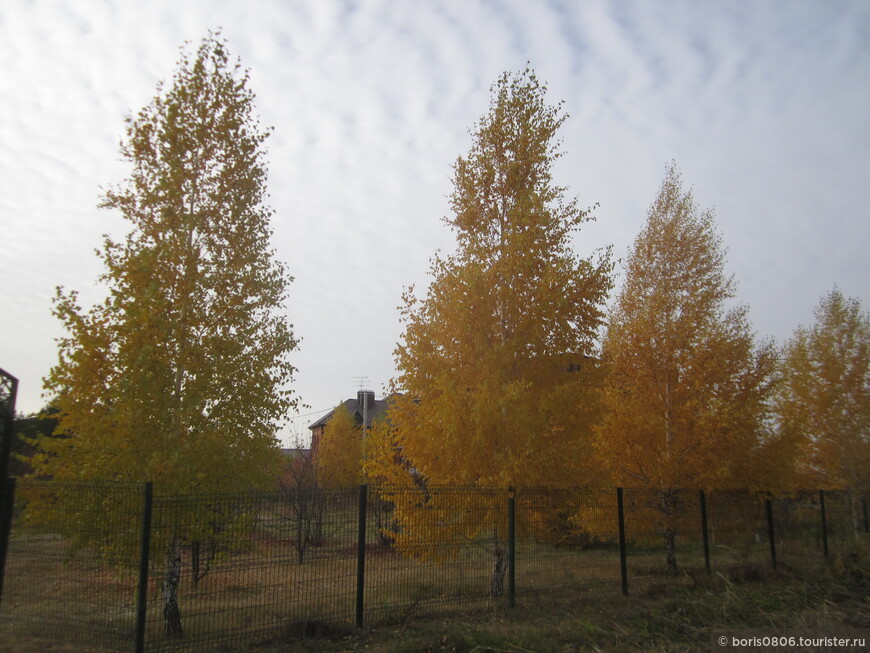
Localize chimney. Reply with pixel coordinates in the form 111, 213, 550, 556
357, 390, 375, 428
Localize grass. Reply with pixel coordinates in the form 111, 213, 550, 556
246, 540, 870, 652
0, 493, 864, 652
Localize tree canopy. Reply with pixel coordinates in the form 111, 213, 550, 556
316, 402, 364, 488
35, 34, 299, 491
596, 163, 777, 493
370, 68, 613, 491
29, 33, 300, 636
594, 163, 779, 573
776, 288, 870, 493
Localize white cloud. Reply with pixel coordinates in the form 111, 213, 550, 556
2, 0, 869, 444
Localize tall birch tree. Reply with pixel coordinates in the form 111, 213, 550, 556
367, 69, 613, 594
596, 163, 777, 573
776, 288, 870, 495
31, 34, 300, 637
380, 67, 612, 489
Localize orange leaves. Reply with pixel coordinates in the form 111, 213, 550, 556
374, 68, 613, 506
776, 288, 870, 492
316, 403, 364, 489
597, 163, 776, 493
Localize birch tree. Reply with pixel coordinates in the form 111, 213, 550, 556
776, 288, 870, 495
383, 68, 612, 489
31, 34, 300, 637
367, 69, 613, 594
316, 402, 364, 488
596, 163, 777, 574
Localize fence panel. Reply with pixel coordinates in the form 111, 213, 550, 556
772, 491, 826, 563
620, 489, 706, 583
144, 487, 359, 652
823, 490, 860, 549
362, 485, 510, 625
0, 481, 144, 652
515, 488, 621, 595
704, 490, 770, 569
0, 481, 861, 652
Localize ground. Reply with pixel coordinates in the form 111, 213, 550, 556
245, 543, 869, 653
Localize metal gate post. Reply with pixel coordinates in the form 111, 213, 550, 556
507, 488, 516, 608
355, 485, 367, 629
617, 488, 628, 596
766, 496, 777, 570
699, 490, 710, 572
135, 482, 153, 653
819, 490, 829, 558
0, 477, 16, 610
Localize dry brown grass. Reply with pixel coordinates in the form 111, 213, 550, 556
0, 511, 862, 652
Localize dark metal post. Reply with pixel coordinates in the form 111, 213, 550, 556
0, 368, 19, 506
699, 490, 711, 572
819, 490, 828, 558
355, 484, 367, 629
135, 482, 153, 653
507, 488, 516, 608
617, 488, 628, 596
0, 477, 16, 610
766, 496, 777, 570
863, 497, 868, 534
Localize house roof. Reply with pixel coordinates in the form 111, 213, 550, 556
309, 391, 396, 430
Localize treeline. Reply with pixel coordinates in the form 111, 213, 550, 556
316, 71, 870, 504
12, 37, 867, 505
5, 34, 867, 636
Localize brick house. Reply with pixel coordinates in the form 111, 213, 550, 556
308, 390, 393, 460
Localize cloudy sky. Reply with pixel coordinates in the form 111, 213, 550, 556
2, 0, 869, 443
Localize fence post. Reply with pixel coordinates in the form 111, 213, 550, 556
819, 490, 828, 558
135, 481, 153, 653
507, 487, 516, 608
617, 488, 628, 596
355, 484, 367, 629
0, 368, 19, 507
699, 490, 710, 573
0, 477, 16, 610
766, 495, 777, 570
863, 497, 869, 534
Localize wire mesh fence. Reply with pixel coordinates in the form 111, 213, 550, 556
704, 490, 771, 569
142, 487, 360, 650
0, 480, 144, 651
362, 485, 510, 625
515, 488, 622, 594
0, 480, 866, 652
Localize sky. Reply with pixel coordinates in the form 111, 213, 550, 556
2, 0, 869, 444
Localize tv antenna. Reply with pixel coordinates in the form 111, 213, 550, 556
352, 376, 369, 390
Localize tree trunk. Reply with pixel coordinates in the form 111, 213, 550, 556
162, 537, 184, 638
664, 526, 677, 576
490, 544, 508, 597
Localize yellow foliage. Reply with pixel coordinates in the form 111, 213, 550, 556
29, 35, 297, 560
776, 288, 870, 493
596, 163, 780, 493
371, 69, 613, 495
365, 70, 613, 568
316, 402, 363, 488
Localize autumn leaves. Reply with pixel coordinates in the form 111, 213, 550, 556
363, 71, 869, 500
38, 33, 867, 505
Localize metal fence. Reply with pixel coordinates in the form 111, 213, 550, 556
0, 480, 866, 652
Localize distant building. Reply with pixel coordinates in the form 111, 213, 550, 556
280, 447, 312, 462
308, 390, 393, 459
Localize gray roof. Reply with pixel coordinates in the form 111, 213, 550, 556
309, 391, 394, 430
